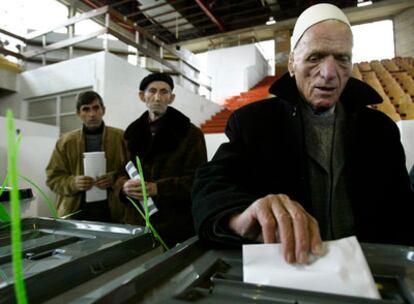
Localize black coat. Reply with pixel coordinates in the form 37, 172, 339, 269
192, 73, 414, 246
124, 107, 207, 248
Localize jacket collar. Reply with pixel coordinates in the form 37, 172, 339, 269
125, 107, 190, 140
124, 106, 190, 157
269, 73, 383, 107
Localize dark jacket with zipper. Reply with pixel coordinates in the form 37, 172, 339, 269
192, 73, 414, 247
123, 106, 207, 248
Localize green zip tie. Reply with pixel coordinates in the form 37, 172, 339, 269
135, 156, 149, 227
0, 203, 10, 222
19, 175, 58, 219
60, 210, 82, 219
126, 196, 169, 251
0, 222, 11, 230
129, 155, 169, 250
0, 134, 22, 222
16, 133, 22, 149
0, 174, 8, 197
0, 175, 11, 222
15, 131, 58, 219
7, 110, 28, 304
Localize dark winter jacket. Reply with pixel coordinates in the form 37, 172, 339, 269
124, 106, 207, 248
192, 73, 414, 247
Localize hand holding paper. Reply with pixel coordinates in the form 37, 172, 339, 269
73, 175, 95, 191
229, 194, 324, 264
243, 236, 380, 299
95, 174, 113, 189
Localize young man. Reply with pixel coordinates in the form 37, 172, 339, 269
192, 4, 414, 264
46, 91, 128, 222
122, 73, 207, 248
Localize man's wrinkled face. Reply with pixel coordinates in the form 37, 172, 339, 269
77, 99, 105, 130
139, 81, 175, 120
288, 21, 353, 111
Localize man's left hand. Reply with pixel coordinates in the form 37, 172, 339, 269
145, 182, 158, 197
95, 174, 113, 189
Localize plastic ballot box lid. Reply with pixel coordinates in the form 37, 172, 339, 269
0, 187, 34, 216
90, 237, 414, 304
0, 217, 161, 303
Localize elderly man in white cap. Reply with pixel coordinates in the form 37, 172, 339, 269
192, 3, 414, 263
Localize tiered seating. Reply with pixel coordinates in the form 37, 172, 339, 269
201, 76, 278, 133
362, 71, 400, 122
224, 76, 276, 111
395, 57, 414, 78
358, 61, 371, 72
381, 59, 400, 72
356, 57, 414, 121
352, 65, 362, 80
201, 57, 414, 134
393, 72, 414, 97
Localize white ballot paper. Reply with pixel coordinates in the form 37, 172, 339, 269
243, 236, 380, 299
83, 152, 107, 202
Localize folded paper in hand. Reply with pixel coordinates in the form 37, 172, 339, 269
243, 236, 380, 299
83, 152, 107, 202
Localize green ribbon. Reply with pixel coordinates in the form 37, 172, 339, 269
19, 175, 58, 219
0, 175, 11, 222
7, 110, 28, 303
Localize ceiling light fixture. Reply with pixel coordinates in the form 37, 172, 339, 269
357, 0, 373, 7
266, 16, 276, 25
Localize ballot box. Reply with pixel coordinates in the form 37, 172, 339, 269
0, 187, 34, 217
92, 237, 414, 304
0, 217, 161, 303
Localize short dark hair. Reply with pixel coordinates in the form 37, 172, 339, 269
76, 91, 104, 111
139, 73, 174, 91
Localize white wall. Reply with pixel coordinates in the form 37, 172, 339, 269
397, 120, 414, 171
0, 117, 58, 218
203, 44, 269, 104
0, 116, 59, 139
0, 69, 18, 91
204, 133, 228, 161
19, 52, 99, 99
394, 7, 414, 58
0, 51, 221, 128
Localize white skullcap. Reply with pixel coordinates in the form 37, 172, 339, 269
291, 3, 350, 50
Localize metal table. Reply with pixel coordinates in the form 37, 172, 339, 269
0, 217, 161, 303
92, 237, 414, 304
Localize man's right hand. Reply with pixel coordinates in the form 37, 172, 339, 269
74, 176, 95, 192
228, 194, 324, 264
122, 179, 143, 200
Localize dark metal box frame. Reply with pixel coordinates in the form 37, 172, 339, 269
93, 237, 414, 304
0, 217, 159, 303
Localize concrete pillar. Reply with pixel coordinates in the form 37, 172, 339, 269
274, 29, 291, 77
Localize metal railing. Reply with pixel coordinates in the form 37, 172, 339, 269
0, 4, 211, 96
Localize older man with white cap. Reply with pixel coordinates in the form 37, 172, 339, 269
192, 3, 414, 263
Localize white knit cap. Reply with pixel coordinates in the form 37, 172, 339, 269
291, 3, 350, 50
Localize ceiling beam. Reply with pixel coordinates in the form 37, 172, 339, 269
194, 0, 225, 31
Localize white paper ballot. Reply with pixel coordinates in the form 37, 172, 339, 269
243, 236, 380, 299
83, 152, 107, 202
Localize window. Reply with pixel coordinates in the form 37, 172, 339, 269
351, 20, 394, 63
26, 88, 92, 134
